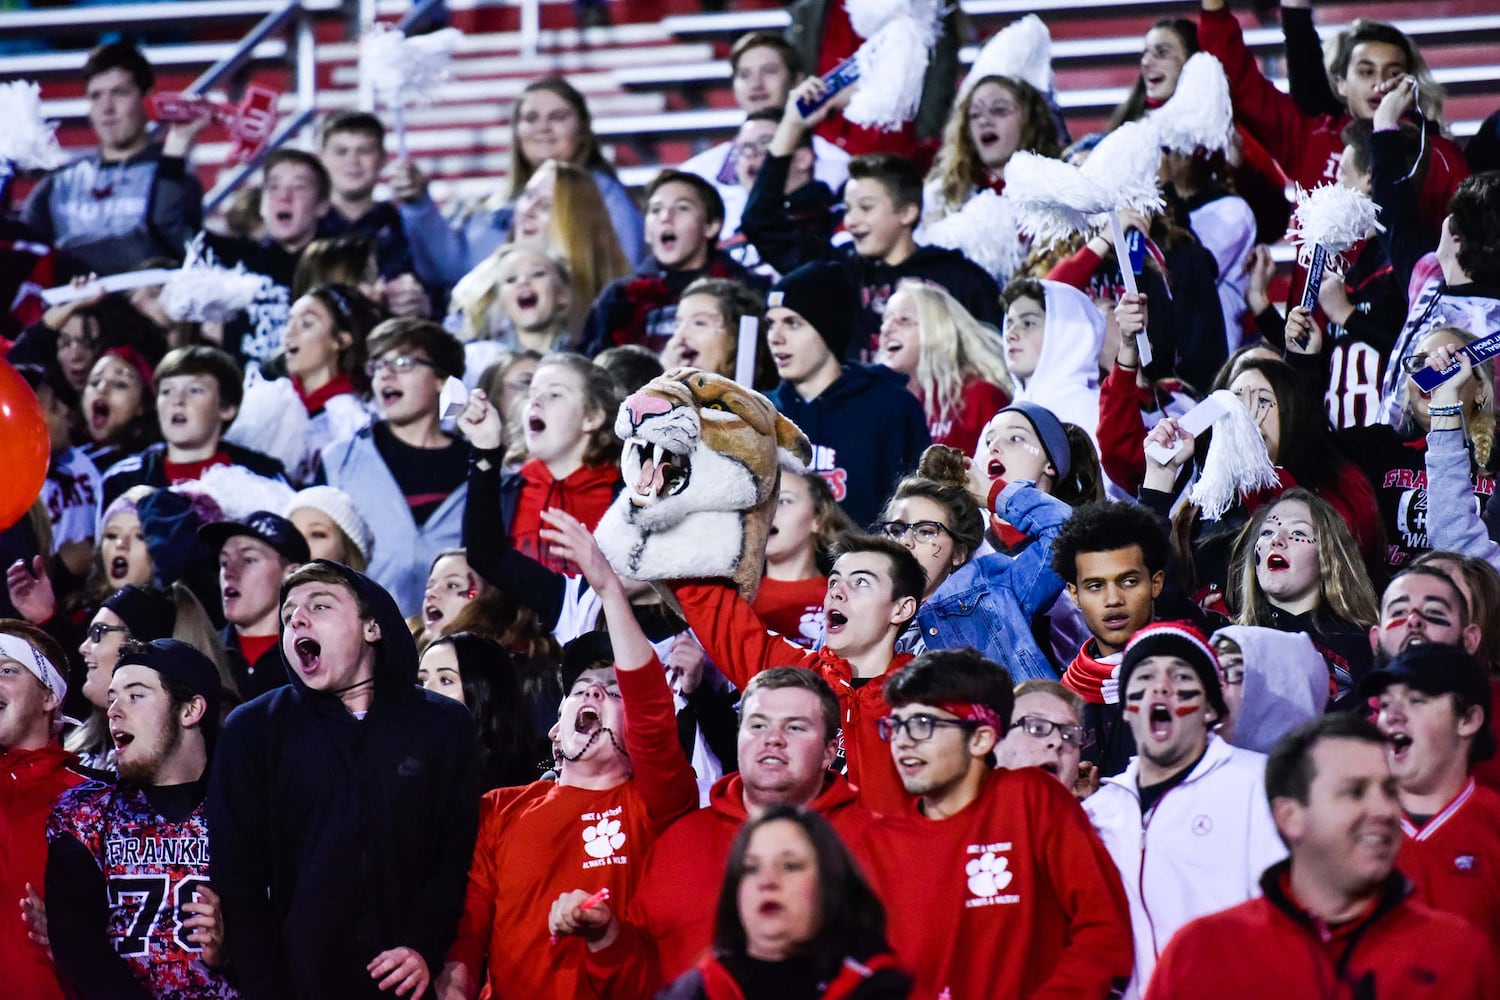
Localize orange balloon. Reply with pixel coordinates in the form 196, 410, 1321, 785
0, 360, 50, 532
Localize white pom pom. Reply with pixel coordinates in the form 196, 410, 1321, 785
962, 14, 1054, 96
186, 461, 297, 523
1081, 119, 1164, 218
921, 190, 1026, 281
1288, 183, 1384, 266
1152, 53, 1234, 156
221, 367, 310, 481
845, 8, 938, 131
159, 235, 269, 323
845, 0, 912, 39
0, 80, 65, 172
361, 24, 462, 107
1003, 151, 1112, 246
1188, 394, 1280, 520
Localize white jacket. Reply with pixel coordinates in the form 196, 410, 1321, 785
1084, 733, 1287, 1000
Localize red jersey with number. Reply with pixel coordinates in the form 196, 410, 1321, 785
1399, 778, 1500, 947
46, 780, 238, 997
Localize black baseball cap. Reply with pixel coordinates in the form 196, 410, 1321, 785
199, 510, 311, 564
561, 630, 615, 691
115, 638, 222, 718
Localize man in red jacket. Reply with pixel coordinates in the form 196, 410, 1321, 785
1149, 713, 1498, 998
853, 648, 1133, 1000
0, 620, 88, 1000
671, 535, 926, 814
1363, 643, 1500, 946
1199, 0, 1467, 240
566, 667, 879, 996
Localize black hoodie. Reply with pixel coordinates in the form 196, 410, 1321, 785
206, 561, 480, 999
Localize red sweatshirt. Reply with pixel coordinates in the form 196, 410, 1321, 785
1398, 778, 1500, 947
1199, 8, 1467, 234
929, 378, 1009, 456
510, 459, 620, 575
1147, 863, 1499, 1000
585, 772, 879, 997
673, 581, 915, 815
0, 744, 88, 1000
850, 767, 1134, 1000
443, 658, 698, 1000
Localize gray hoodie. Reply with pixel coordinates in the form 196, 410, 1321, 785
1212, 625, 1328, 754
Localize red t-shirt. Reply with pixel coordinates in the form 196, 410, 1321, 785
851, 767, 1133, 1000
751, 575, 827, 647
236, 632, 279, 670
1399, 778, 1500, 947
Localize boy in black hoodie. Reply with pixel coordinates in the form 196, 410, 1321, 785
766, 261, 929, 528
207, 560, 480, 1000
579, 170, 767, 357
742, 82, 1003, 358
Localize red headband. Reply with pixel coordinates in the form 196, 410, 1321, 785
937, 701, 1006, 734
104, 345, 155, 393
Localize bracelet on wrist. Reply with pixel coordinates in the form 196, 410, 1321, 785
1428, 404, 1465, 416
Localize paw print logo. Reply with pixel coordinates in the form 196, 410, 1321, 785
966, 852, 1012, 897
583, 818, 626, 859
798, 609, 824, 641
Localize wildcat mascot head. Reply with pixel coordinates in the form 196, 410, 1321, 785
595, 368, 811, 601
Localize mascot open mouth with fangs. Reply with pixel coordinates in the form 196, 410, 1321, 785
594, 368, 812, 602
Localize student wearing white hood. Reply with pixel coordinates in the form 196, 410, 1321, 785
1209, 626, 1329, 753
1000, 278, 1106, 444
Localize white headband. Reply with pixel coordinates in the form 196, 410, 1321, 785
0, 633, 68, 705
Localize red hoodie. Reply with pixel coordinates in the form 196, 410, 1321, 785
1199, 8, 1467, 236
850, 767, 1133, 1000
585, 772, 879, 997
510, 458, 620, 575
0, 744, 88, 1000
673, 581, 915, 815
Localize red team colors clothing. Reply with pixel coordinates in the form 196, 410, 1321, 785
445, 659, 698, 999
585, 771, 879, 996
851, 767, 1133, 1000
1, 744, 88, 1000
674, 580, 915, 814
1398, 778, 1500, 947
1148, 863, 1500, 1000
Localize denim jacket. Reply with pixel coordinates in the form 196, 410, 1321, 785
914, 481, 1072, 682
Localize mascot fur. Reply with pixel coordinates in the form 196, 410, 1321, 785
595, 368, 812, 602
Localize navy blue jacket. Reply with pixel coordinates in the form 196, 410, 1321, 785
770, 364, 930, 529
207, 562, 480, 999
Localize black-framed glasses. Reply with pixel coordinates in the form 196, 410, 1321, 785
365, 354, 436, 377
85, 623, 131, 644
876, 713, 978, 743
875, 520, 952, 545
1014, 715, 1093, 749
1219, 666, 1245, 686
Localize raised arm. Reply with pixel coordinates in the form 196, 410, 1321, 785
1279, 2, 1345, 119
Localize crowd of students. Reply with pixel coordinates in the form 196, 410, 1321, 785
3, 0, 1500, 996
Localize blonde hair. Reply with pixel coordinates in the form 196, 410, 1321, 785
1229, 488, 1378, 628
1404, 326, 1495, 467
451, 245, 573, 345
544, 160, 632, 332
900, 280, 1013, 428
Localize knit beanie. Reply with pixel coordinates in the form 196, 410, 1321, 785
115, 638, 222, 721
767, 261, 858, 361
285, 486, 374, 564
103, 585, 177, 641
1120, 621, 1229, 721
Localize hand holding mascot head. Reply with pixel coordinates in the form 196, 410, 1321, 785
595, 368, 811, 602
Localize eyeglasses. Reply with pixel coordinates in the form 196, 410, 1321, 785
876, 713, 978, 743
1218, 666, 1245, 686
1014, 715, 1094, 749
734, 138, 773, 159
365, 355, 436, 377
875, 520, 951, 545
85, 623, 131, 644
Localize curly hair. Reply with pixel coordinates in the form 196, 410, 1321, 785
1448, 172, 1500, 287
882, 445, 986, 567
929, 75, 1061, 214
1051, 500, 1170, 586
